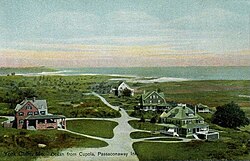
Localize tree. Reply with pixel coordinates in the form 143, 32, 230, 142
150, 117, 157, 123
212, 102, 249, 128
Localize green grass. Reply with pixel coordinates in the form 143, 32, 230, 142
139, 80, 250, 108
67, 120, 118, 139
128, 120, 163, 131
133, 140, 249, 161
0, 75, 121, 118
241, 107, 250, 117
130, 131, 164, 139
0, 117, 7, 122
147, 138, 182, 141
0, 118, 108, 161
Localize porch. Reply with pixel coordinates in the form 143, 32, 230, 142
25, 115, 66, 130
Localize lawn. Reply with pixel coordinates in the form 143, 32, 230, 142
0, 119, 107, 161
128, 120, 164, 131
146, 138, 182, 141
67, 119, 118, 139
133, 140, 249, 160
130, 131, 164, 139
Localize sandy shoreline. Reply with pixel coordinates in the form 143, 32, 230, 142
2, 70, 190, 83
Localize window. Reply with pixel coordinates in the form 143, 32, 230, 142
34, 111, 39, 115
27, 112, 33, 115
188, 129, 191, 132
19, 120, 24, 124
18, 112, 24, 116
150, 100, 152, 104
158, 100, 161, 104
40, 111, 45, 115
26, 104, 32, 110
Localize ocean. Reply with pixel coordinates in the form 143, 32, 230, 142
55, 67, 250, 80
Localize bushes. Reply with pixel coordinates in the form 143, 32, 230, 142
212, 102, 249, 128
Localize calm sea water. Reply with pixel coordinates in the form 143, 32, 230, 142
57, 67, 250, 80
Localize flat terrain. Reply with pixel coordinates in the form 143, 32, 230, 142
67, 120, 118, 139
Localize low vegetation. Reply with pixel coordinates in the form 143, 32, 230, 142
128, 120, 163, 131
67, 120, 118, 139
133, 139, 250, 160
146, 138, 182, 141
130, 132, 164, 139
0, 119, 107, 161
0, 75, 121, 118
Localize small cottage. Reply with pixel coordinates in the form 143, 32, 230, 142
112, 82, 134, 97
139, 91, 170, 111
160, 103, 219, 140
196, 103, 210, 113
13, 97, 66, 130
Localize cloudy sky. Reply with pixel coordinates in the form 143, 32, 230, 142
0, 0, 249, 67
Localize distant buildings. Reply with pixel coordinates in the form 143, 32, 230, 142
111, 82, 134, 97
196, 103, 210, 113
160, 103, 219, 140
10, 97, 66, 130
139, 91, 170, 111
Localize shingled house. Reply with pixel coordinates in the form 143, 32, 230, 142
160, 103, 219, 140
139, 91, 170, 111
14, 97, 66, 130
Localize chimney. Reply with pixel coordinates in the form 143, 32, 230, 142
25, 97, 27, 101
143, 90, 146, 94
194, 105, 197, 115
33, 97, 36, 102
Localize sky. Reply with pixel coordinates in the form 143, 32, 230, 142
0, 0, 249, 67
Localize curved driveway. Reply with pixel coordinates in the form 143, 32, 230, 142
36, 93, 190, 161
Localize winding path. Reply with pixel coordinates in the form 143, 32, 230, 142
1, 92, 190, 161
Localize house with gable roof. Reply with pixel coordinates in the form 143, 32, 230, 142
14, 97, 66, 130
112, 82, 134, 97
160, 103, 219, 140
139, 91, 170, 111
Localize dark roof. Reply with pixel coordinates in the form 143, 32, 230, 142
25, 115, 65, 120
15, 99, 47, 112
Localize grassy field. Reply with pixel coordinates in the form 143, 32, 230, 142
0, 118, 107, 161
0, 75, 121, 117
102, 94, 140, 110
146, 138, 182, 141
130, 131, 164, 139
67, 120, 118, 139
138, 80, 250, 108
128, 120, 164, 131
103, 80, 250, 120
132, 122, 250, 160
133, 139, 250, 160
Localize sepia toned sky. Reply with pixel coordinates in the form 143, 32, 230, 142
0, 0, 249, 67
